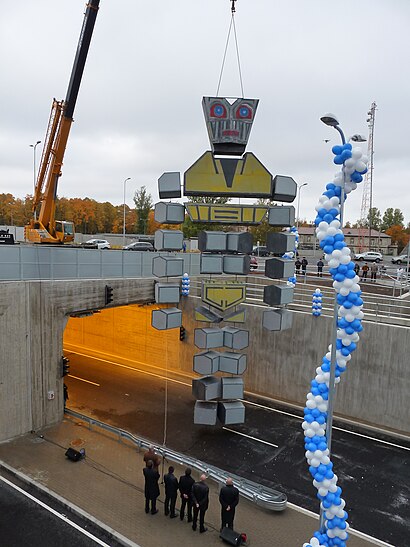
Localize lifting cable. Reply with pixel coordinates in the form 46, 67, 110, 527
216, 0, 245, 98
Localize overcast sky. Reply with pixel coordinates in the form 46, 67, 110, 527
1, 0, 409, 225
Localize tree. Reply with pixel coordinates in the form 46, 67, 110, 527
381, 208, 404, 232
386, 225, 410, 253
248, 198, 280, 244
366, 207, 382, 231
133, 186, 153, 235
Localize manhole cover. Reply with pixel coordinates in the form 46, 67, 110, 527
70, 438, 85, 448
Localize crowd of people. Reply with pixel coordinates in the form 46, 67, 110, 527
293, 255, 386, 283
142, 445, 240, 535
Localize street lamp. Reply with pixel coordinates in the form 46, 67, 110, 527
30, 140, 41, 219
296, 182, 308, 232
123, 177, 131, 247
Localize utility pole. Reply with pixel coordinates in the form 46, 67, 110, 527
358, 102, 376, 251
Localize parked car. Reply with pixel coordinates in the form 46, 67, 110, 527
353, 251, 383, 262
250, 256, 258, 270
123, 241, 155, 251
82, 238, 110, 250
251, 246, 270, 257
391, 254, 409, 265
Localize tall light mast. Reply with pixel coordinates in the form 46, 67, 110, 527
358, 101, 376, 252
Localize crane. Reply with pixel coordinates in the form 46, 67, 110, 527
25, 0, 100, 244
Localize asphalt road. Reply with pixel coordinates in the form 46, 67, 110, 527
65, 351, 410, 546
0, 470, 118, 547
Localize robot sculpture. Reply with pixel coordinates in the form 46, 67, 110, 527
152, 95, 298, 426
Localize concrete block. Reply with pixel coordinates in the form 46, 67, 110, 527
151, 308, 182, 330
265, 258, 295, 279
267, 206, 295, 227
263, 284, 294, 306
226, 232, 253, 254
154, 230, 183, 251
194, 328, 224, 349
194, 401, 218, 425
218, 352, 247, 375
192, 376, 221, 401
217, 401, 245, 425
198, 231, 227, 252
200, 254, 223, 274
152, 256, 184, 277
263, 308, 294, 331
154, 202, 185, 224
272, 175, 297, 203
266, 232, 296, 254
221, 377, 244, 399
193, 350, 220, 375
223, 254, 251, 275
155, 283, 180, 304
222, 327, 249, 350
158, 172, 181, 199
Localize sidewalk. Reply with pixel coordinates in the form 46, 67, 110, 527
0, 417, 376, 547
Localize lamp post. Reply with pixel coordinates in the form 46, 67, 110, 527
123, 177, 131, 247
296, 182, 308, 232
30, 140, 41, 219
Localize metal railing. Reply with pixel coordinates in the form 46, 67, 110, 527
65, 408, 287, 512
188, 276, 410, 325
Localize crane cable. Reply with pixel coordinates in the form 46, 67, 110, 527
216, 0, 245, 98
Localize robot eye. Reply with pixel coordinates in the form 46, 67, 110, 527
210, 103, 227, 118
236, 105, 252, 119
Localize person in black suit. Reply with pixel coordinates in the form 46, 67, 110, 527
143, 460, 160, 515
164, 465, 178, 518
191, 474, 209, 533
179, 467, 195, 522
219, 477, 239, 531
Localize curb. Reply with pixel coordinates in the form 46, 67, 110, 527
0, 459, 140, 547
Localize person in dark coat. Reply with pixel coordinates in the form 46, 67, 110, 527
143, 460, 160, 515
295, 258, 302, 275
301, 257, 308, 275
143, 445, 161, 471
219, 477, 239, 531
316, 259, 324, 277
191, 474, 209, 533
164, 465, 178, 518
179, 467, 195, 522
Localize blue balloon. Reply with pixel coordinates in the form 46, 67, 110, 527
332, 145, 343, 155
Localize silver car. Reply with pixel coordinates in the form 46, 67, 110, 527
353, 251, 383, 263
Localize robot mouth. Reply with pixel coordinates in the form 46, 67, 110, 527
222, 130, 240, 136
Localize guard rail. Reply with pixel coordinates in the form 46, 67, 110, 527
65, 408, 287, 512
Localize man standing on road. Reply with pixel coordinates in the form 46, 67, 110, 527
370, 262, 378, 283
192, 474, 209, 533
164, 465, 178, 518
301, 257, 308, 276
219, 477, 239, 532
143, 460, 160, 515
179, 467, 195, 522
295, 258, 302, 275
316, 259, 324, 277
143, 445, 161, 471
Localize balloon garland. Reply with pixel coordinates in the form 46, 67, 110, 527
302, 143, 367, 547
181, 272, 190, 296
312, 289, 323, 317
283, 225, 299, 287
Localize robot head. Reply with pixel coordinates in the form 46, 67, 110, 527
202, 97, 259, 156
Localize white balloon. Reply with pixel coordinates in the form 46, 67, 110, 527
330, 219, 341, 228
329, 259, 340, 268
352, 148, 362, 159
355, 161, 366, 173
339, 287, 349, 296
318, 221, 329, 232
332, 250, 342, 259
344, 158, 355, 168
340, 255, 351, 264
327, 227, 338, 236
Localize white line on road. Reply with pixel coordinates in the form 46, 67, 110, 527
223, 427, 279, 448
68, 374, 100, 386
69, 351, 191, 387
242, 399, 410, 452
0, 475, 111, 547
69, 351, 410, 452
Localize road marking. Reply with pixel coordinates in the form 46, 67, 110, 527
223, 427, 279, 448
242, 399, 410, 451
0, 475, 111, 546
69, 352, 410, 452
286, 502, 394, 547
68, 374, 100, 387
69, 351, 191, 387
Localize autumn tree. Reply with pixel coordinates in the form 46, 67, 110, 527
133, 186, 153, 235
381, 208, 404, 232
386, 225, 410, 253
